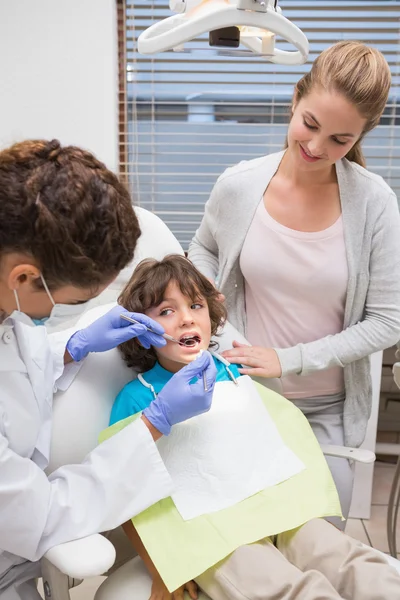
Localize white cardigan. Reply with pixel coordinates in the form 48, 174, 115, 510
188, 151, 400, 447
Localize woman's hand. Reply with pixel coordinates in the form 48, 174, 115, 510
221, 341, 282, 378
150, 575, 198, 600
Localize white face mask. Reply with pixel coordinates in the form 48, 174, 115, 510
13, 274, 89, 332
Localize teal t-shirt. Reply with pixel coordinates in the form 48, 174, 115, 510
109, 356, 241, 426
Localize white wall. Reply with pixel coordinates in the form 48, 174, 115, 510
0, 0, 119, 170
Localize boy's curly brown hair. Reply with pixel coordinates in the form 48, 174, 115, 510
118, 254, 227, 372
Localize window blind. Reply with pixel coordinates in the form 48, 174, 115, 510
118, 0, 400, 249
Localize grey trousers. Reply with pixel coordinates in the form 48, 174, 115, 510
0, 561, 41, 600
292, 393, 354, 530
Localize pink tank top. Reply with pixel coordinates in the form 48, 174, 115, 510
240, 201, 348, 399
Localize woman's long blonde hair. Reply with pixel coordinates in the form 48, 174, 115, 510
291, 41, 391, 167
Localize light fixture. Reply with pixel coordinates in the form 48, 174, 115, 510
138, 0, 309, 65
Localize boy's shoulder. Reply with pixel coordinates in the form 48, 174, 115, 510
117, 362, 168, 396
116, 376, 145, 401
110, 374, 154, 426
213, 356, 242, 382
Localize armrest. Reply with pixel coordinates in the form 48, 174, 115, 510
393, 362, 400, 389
321, 444, 375, 464
44, 534, 116, 578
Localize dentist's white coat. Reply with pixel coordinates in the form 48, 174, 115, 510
0, 315, 173, 582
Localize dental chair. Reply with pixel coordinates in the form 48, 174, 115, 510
41, 208, 400, 600
387, 345, 400, 557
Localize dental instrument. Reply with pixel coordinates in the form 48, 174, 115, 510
138, 0, 309, 65
121, 313, 181, 344
212, 352, 239, 385
120, 313, 208, 391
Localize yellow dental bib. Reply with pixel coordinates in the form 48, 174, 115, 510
99, 381, 342, 591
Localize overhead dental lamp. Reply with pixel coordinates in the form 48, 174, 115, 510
138, 0, 309, 65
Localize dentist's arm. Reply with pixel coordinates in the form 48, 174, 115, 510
0, 354, 216, 562
141, 415, 163, 441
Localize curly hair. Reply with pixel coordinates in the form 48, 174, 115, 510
118, 254, 227, 372
0, 139, 140, 290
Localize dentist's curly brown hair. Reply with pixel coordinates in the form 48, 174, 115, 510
0, 139, 139, 291
118, 254, 227, 372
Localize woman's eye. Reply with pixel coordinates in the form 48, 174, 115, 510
332, 137, 347, 146
160, 308, 173, 316
303, 119, 317, 130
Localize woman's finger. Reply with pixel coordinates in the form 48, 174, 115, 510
238, 367, 268, 376
221, 348, 249, 358
232, 340, 250, 348
221, 345, 264, 359
222, 350, 261, 363
224, 347, 271, 362
234, 356, 266, 368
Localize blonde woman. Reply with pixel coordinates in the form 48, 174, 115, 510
188, 41, 400, 526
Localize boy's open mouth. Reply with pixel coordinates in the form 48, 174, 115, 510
179, 333, 202, 348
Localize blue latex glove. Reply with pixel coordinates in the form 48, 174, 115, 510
67, 306, 166, 362
143, 351, 217, 435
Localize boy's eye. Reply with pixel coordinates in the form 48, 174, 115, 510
191, 303, 203, 310
160, 308, 173, 316
303, 119, 317, 131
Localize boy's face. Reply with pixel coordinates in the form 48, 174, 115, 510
145, 281, 212, 373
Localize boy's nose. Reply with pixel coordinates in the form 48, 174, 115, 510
181, 310, 195, 325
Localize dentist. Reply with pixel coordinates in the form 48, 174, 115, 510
0, 139, 216, 600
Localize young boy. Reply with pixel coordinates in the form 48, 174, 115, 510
107, 255, 400, 600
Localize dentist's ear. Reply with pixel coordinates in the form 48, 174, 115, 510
8, 263, 41, 291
